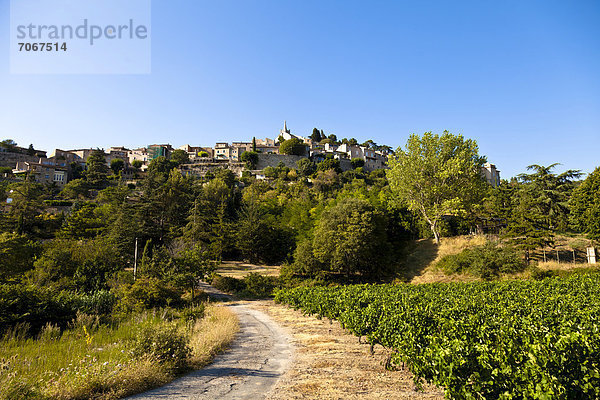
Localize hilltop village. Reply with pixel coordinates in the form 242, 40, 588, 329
0, 122, 500, 187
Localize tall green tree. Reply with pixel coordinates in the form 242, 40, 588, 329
240, 151, 259, 170
170, 149, 190, 166
310, 128, 322, 142
387, 131, 487, 243
569, 166, 600, 239
110, 159, 125, 175
279, 138, 306, 156
516, 164, 581, 232
0, 233, 40, 282
236, 203, 294, 264
310, 198, 391, 278
7, 182, 45, 235
85, 150, 110, 190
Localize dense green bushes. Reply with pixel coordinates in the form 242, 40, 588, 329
436, 242, 526, 279
276, 275, 600, 399
210, 273, 278, 298
115, 277, 183, 313
291, 198, 393, 279
0, 284, 116, 336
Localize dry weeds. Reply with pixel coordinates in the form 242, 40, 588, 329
217, 261, 281, 278
189, 303, 239, 368
248, 301, 444, 400
409, 236, 486, 284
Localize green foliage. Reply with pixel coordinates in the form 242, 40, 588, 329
298, 198, 392, 279
170, 149, 190, 166
242, 272, 277, 298
570, 166, 600, 239
276, 275, 600, 399
30, 238, 123, 292
387, 131, 487, 243
110, 158, 125, 175
296, 158, 316, 177
351, 158, 365, 169
316, 158, 341, 172
310, 128, 322, 142
236, 203, 295, 264
485, 164, 583, 249
132, 159, 143, 169
0, 139, 18, 151
60, 178, 90, 199
240, 151, 259, 169
436, 242, 527, 279
132, 324, 191, 370
116, 277, 182, 312
279, 138, 306, 156
6, 182, 46, 235
58, 202, 105, 239
85, 150, 110, 190
209, 273, 277, 298
147, 156, 177, 176
211, 274, 246, 293
198, 151, 209, 158
0, 284, 115, 336
0, 233, 40, 282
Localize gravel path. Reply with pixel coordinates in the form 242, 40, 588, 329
127, 284, 294, 400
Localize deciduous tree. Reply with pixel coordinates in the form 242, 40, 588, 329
387, 131, 487, 243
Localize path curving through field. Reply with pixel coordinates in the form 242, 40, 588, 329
127, 284, 294, 400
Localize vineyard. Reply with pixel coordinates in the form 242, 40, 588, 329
275, 275, 600, 399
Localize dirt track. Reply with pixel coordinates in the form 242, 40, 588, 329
127, 285, 293, 400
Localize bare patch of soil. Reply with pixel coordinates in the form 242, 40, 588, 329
248, 301, 444, 400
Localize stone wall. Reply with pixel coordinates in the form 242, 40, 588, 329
339, 158, 352, 172
179, 160, 245, 177
256, 154, 305, 170
0, 152, 40, 168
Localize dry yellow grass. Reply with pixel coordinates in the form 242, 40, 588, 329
189, 303, 239, 368
2, 304, 239, 400
534, 261, 594, 271
407, 235, 486, 284
435, 235, 487, 260
217, 261, 281, 278
249, 301, 444, 400
47, 357, 173, 400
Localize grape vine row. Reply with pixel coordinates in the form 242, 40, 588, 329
275, 275, 600, 399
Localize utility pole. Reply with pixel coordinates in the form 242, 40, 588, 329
133, 237, 138, 280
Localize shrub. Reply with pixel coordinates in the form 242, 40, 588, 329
43, 200, 73, 206
180, 304, 206, 325
530, 267, 559, 280
132, 324, 191, 371
0, 285, 115, 337
211, 275, 245, 294
437, 242, 526, 279
242, 273, 278, 298
117, 277, 182, 312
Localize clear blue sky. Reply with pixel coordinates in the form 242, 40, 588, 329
1, 0, 599, 178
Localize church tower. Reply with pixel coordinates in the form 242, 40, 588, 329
281, 120, 291, 135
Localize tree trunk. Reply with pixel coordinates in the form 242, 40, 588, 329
431, 223, 440, 244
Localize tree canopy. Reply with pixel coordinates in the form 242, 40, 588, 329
170, 149, 190, 166
570, 166, 600, 239
387, 131, 487, 243
279, 138, 306, 156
